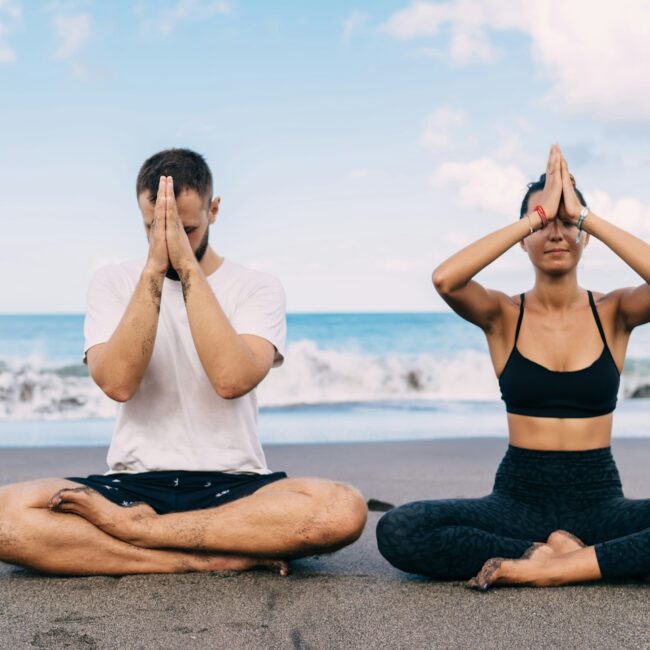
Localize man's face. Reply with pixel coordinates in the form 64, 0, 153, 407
138, 187, 212, 280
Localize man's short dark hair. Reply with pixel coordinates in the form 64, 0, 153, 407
136, 148, 213, 205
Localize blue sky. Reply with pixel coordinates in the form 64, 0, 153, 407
2, 0, 650, 312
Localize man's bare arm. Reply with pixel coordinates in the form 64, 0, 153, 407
87, 177, 169, 402
163, 177, 275, 399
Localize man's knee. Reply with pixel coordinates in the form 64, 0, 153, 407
0, 492, 26, 563
0, 478, 75, 510
0, 479, 76, 565
309, 480, 367, 549
332, 482, 367, 544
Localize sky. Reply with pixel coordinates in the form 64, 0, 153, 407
1, 0, 650, 313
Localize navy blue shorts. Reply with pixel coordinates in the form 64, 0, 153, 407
66, 470, 288, 515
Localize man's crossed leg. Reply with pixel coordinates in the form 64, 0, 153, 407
0, 477, 367, 576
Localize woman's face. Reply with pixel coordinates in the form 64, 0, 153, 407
521, 190, 588, 275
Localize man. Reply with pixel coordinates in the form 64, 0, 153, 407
0, 149, 367, 576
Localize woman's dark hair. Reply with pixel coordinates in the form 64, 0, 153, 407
136, 148, 213, 206
519, 173, 586, 218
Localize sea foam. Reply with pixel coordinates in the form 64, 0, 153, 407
1, 340, 649, 420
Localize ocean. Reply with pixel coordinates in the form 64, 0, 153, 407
1, 313, 650, 446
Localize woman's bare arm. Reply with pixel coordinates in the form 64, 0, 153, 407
560, 156, 650, 330
432, 144, 563, 332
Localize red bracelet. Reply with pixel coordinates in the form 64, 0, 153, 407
534, 204, 548, 229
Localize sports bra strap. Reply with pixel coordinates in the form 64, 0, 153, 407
588, 290, 608, 346
513, 293, 525, 345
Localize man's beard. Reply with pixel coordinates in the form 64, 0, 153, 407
166, 228, 210, 281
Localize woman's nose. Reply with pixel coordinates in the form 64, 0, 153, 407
548, 219, 563, 238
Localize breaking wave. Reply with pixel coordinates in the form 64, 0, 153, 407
1, 341, 649, 420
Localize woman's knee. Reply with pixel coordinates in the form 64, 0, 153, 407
376, 503, 424, 568
376, 501, 461, 577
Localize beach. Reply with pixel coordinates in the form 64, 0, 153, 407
1, 438, 648, 650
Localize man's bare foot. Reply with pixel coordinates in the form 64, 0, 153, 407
47, 487, 291, 576
48, 486, 155, 544
192, 554, 290, 576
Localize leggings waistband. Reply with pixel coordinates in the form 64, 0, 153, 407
493, 445, 623, 499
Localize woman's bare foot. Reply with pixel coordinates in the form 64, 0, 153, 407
467, 533, 593, 591
48, 486, 156, 544
467, 554, 554, 591
521, 542, 555, 562
515, 529, 586, 566
467, 541, 558, 590
545, 530, 586, 555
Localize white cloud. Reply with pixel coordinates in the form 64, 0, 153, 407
71, 61, 110, 82
445, 231, 471, 247
0, 0, 20, 19
381, 0, 527, 64
0, 0, 20, 64
412, 45, 442, 59
527, 1, 650, 121
577, 190, 650, 279
587, 191, 650, 238
432, 157, 528, 217
380, 1, 445, 39
53, 13, 92, 59
384, 258, 428, 272
420, 106, 465, 154
342, 10, 368, 44
382, 1, 650, 120
0, 23, 15, 63
491, 124, 537, 169
154, 0, 231, 35
349, 168, 370, 180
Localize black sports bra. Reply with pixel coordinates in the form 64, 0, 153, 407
498, 291, 620, 418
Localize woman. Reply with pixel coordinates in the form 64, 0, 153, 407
376, 144, 650, 589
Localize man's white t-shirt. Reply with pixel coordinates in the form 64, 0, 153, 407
84, 258, 286, 475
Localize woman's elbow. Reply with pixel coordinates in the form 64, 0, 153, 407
432, 267, 451, 296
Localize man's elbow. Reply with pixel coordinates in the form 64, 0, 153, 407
101, 382, 136, 403
213, 379, 254, 400
214, 384, 249, 400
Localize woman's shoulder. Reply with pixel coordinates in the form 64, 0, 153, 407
589, 288, 626, 317
593, 285, 650, 332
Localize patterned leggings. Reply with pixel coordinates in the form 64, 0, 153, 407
376, 445, 650, 580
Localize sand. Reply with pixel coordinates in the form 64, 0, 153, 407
1, 438, 649, 649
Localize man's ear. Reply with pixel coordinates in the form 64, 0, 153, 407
209, 196, 221, 225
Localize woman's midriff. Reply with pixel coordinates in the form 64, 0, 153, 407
507, 412, 613, 451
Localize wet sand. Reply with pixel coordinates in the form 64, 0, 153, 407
1, 438, 649, 649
